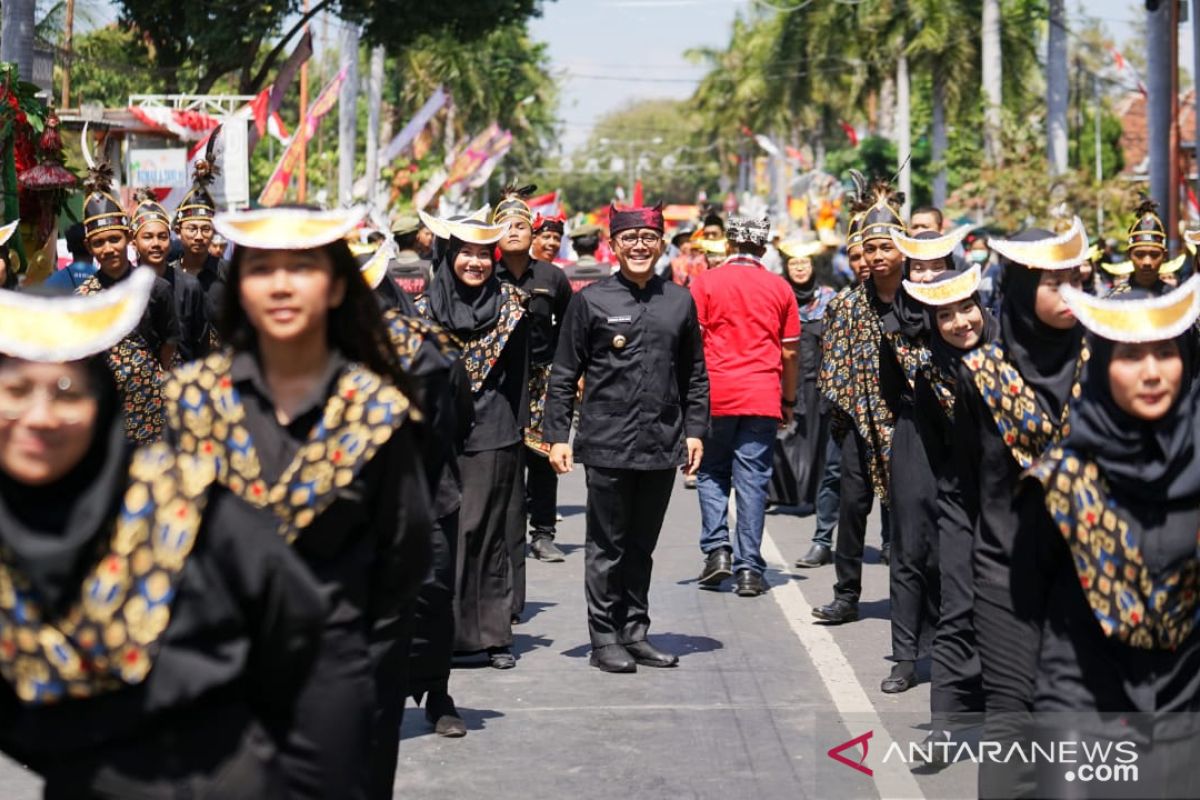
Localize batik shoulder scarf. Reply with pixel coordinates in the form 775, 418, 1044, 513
819, 282, 894, 502
164, 351, 414, 542
0, 445, 214, 703
78, 273, 165, 445
381, 309, 463, 372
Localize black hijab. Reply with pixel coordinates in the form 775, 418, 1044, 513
1065, 304, 1200, 504
426, 236, 502, 339
925, 283, 1000, 376
886, 237, 954, 339
783, 258, 818, 308
998, 229, 1086, 419
0, 358, 128, 615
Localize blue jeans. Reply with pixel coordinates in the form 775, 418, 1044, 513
697, 415, 778, 575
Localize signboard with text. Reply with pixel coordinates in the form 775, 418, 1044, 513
128, 148, 189, 188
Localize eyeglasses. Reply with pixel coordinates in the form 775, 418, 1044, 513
180, 224, 214, 236
0, 376, 96, 424
615, 232, 662, 248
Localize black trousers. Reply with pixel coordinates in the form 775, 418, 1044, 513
524, 447, 559, 538
833, 431, 881, 604
406, 512, 458, 697
583, 465, 676, 647
887, 412, 940, 662
975, 588, 1039, 799
930, 487, 984, 728
369, 618, 409, 800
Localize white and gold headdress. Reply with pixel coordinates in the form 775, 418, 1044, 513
989, 217, 1089, 271
1060, 275, 1200, 343
417, 209, 508, 245
214, 206, 366, 250
890, 224, 973, 262
902, 264, 982, 307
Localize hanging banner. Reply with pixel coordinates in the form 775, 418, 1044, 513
258, 63, 349, 207
381, 87, 449, 165
444, 123, 512, 192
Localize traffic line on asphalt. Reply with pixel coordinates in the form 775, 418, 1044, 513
759, 523, 927, 800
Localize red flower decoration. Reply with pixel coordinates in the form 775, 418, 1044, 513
15, 111, 26, 125
7, 95, 17, 109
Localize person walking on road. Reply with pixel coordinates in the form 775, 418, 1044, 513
545, 203, 710, 674
689, 214, 800, 597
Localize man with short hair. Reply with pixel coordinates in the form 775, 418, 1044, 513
44, 222, 97, 290
390, 215, 434, 298
532, 213, 565, 263
545, 203, 709, 673
691, 215, 800, 597
564, 224, 609, 292
170, 151, 226, 326
908, 206, 943, 235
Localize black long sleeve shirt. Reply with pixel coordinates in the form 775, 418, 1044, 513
496, 258, 573, 366
161, 265, 212, 364
544, 272, 710, 470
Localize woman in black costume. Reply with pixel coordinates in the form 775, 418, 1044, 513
163, 205, 432, 800
0, 271, 325, 798
1016, 277, 1200, 798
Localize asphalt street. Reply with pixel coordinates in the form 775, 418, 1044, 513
0, 468, 981, 799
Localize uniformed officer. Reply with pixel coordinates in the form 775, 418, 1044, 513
390, 214, 434, 298
564, 223, 611, 292
545, 203, 710, 673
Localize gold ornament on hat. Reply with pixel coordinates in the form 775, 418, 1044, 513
359, 239, 395, 290
1060, 274, 1200, 343
214, 206, 367, 250
417, 209, 509, 245
989, 217, 1089, 271
0, 267, 156, 362
901, 264, 982, 307
890, 224, 974, 262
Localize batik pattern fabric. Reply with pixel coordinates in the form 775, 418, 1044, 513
524, 362, 553, 456
79, 276, 165, 445
382, 310, 463, 372
1029, 448, 1200, 650
0, 446, 213, 704
962, 341, 1088, 470
886, 329, 931, 391
819, 284, 894, 502
164, 352, 413, 543
923, 361, 960, 422
798, 285, 837, 324
416, 282, 527, 395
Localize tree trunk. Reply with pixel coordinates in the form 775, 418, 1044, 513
1046, 0, 1069, 175
982, 0, 1003, 164
897, 53, 911, 219
338, 26, 360, 209
364, 45, 385, 209
0, 0, 35, 80
931, 71, 948, 208
877, 76, 896, 140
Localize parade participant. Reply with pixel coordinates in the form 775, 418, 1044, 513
811, 181, 906, 624
492, 186, 573, 567
0, 272, 326, 798
1015, 279, 1200, 799
0, 220, 17, 290
77, 131, 179, 445
908, 206, 943, 235
699, 236, 727, 270
901, 265, 996, 750
390, 215, 433, 298
1112, 197, 1173, 296
208, 232, 228, 260
358, 236, 420, 317
770, 238, 835, 516
545, 203, 709, 673
418, 211, 529, 669
945, 220, 1088, 797
532, 211, 566, 263
171, 130, 227, 323
701, 209, 725, 240
565, 223, 609, 291
667, 224, 704, 287
130, 189, 212, 364
878, 226, 969, 694
43, 223, 97, 291
163, 204, 432, 800
692, 214, 799, 597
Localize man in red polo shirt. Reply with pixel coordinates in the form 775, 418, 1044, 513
690, 214, 800, 596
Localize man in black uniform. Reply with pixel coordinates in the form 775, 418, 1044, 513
545, 203, 709, 673
564, 223, 609, 292
170, 134, 227, 325
494, 187, 574, 564
390, 214, 434, 298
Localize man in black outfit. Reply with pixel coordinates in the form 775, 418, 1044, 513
545, 203, 709, 673
494, 187, 574, 566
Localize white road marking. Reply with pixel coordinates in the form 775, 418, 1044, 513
760, 523, 927, 800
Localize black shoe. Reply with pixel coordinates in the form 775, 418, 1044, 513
881, 661, 916, 693
488, 648, 516, 670
511, 613, 521, 626
811, 598, 859, 624
589, 644, 636, 673
880, 542, 892, 566
919, 729, 953, 765
697, 547, 732, 588
425, 691, 467, 738
625, 640, 679, 668
530, 535, 566, 562
794, 543, 832, 568
735, 569, 767, 597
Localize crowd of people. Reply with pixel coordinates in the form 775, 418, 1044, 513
0, 121, 1197, 799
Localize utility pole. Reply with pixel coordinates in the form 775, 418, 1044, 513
1169, 0, 1180, 251
896, 53, 911, 219
1147, 1, 1172, 247
364, 45, 385, 211
298, 0, 310, 203
0, 0, 35, 79
61, 0, 76, 108
337, 24, 360, 208
1094, 74, 1104, 233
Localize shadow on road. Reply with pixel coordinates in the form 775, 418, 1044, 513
560, 632, 723, 660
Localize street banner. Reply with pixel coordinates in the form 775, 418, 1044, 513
248, 30, 313, 152
381, 87, 449, 165
258, 63, 349, 207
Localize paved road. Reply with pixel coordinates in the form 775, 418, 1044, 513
0, 469, 981, 798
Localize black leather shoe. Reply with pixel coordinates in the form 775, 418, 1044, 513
488, 648, 516, 670
811, 598, 859, 624
530, 535, 566, 562
794, 543, 832, 568
625, 640, 679, 668
425, 691, 467, 738
590, 644, 636, 673
735, 569, 767, 597
698, 547, 732, 588
881, 661, 916, 693
880, 542, 892, 566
